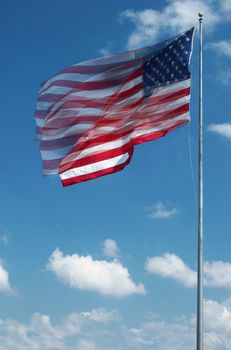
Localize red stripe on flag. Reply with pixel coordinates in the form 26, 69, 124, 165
35, 28, 194, 184
61, 143, 132, 171
61, 148, 134, 186
133, 120, 189, 145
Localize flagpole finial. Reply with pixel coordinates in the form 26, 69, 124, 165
198, 12, 203, 20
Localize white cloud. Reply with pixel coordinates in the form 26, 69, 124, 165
207, 40, 231, 84
98, 41, 112, 57
145, 253, 231, 290
146, 201, 178, 219
120, 1, 220, 49
0, 308, 118, 350
102, 239, 119, 258
204, 261, 231, 289
76, 339, 97, 350
125, 315, 195, 350
145, 253, 196, 287
121, 9, 163, 49
126, 299, 231, 350
46, 248, 146, 297
218, 69, 231, 85
1, 301, 231, 350
221, 0, 231, 13
208, 123, 231, 140
0, 262, 13, 294
98, 48, 111, 57
0, 234, 9, 245
209, 40, 231, 59
80, 308, 120, 323
162, 0, 219, 32
205, 299, 231, 335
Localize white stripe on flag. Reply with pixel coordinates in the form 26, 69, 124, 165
39, 65, 138, 93
61, 135, 132, 165
60, 152, 130, 180
38, 123, 93, 141
41, 145, 74, 161
132, 112, 189, 139
154, 79, 190, 97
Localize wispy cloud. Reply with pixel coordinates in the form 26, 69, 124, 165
102, 239, 119, 258
1, 300, 231, 349
0, 229, 10, 246
98, 47, 111, 57
0, 308, 119, 350
120, 0, 222, 49
76, 339, 98, 350
80, 308, 120, 323
46, 248, 146, 297
0, 261, 13, 294
221, 0, 231, 13
209, 40, 231, 59
218, 69, 231, 85
129, 299, 231, 350
146, 201, 178, 219
145, 253, 231, 290
208, 123, 231, 140
0, 234, 9, 246
98, 42, 112, 57
207, 40, 231, 84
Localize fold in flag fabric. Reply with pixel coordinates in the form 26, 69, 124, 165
35, 27, 195, 186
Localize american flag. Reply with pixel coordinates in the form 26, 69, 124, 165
35, 27, 194, 186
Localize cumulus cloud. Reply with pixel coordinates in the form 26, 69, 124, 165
146, 201, 178, 219
1, 301, 231, 350
126, 299, 231, 350
205, 299, 231, 335
125, 314, 195, 350
46, 248, 146, 297
0, 308, 118, 350
145, 253, 231, 290
204, 261, 231, 289
208, 123, 231, 140
0, 262, 13, 294
102, 239, 119, 258
145, 253, 196, 287
120, 1, 221, 49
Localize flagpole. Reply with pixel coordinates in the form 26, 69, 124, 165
197, 12, 203, 350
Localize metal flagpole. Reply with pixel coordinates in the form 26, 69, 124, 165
197, 12, 204, 350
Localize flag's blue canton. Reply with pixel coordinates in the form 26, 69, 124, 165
143, 28, 194, 97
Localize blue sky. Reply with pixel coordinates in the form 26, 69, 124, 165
1, 0, 231, 349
